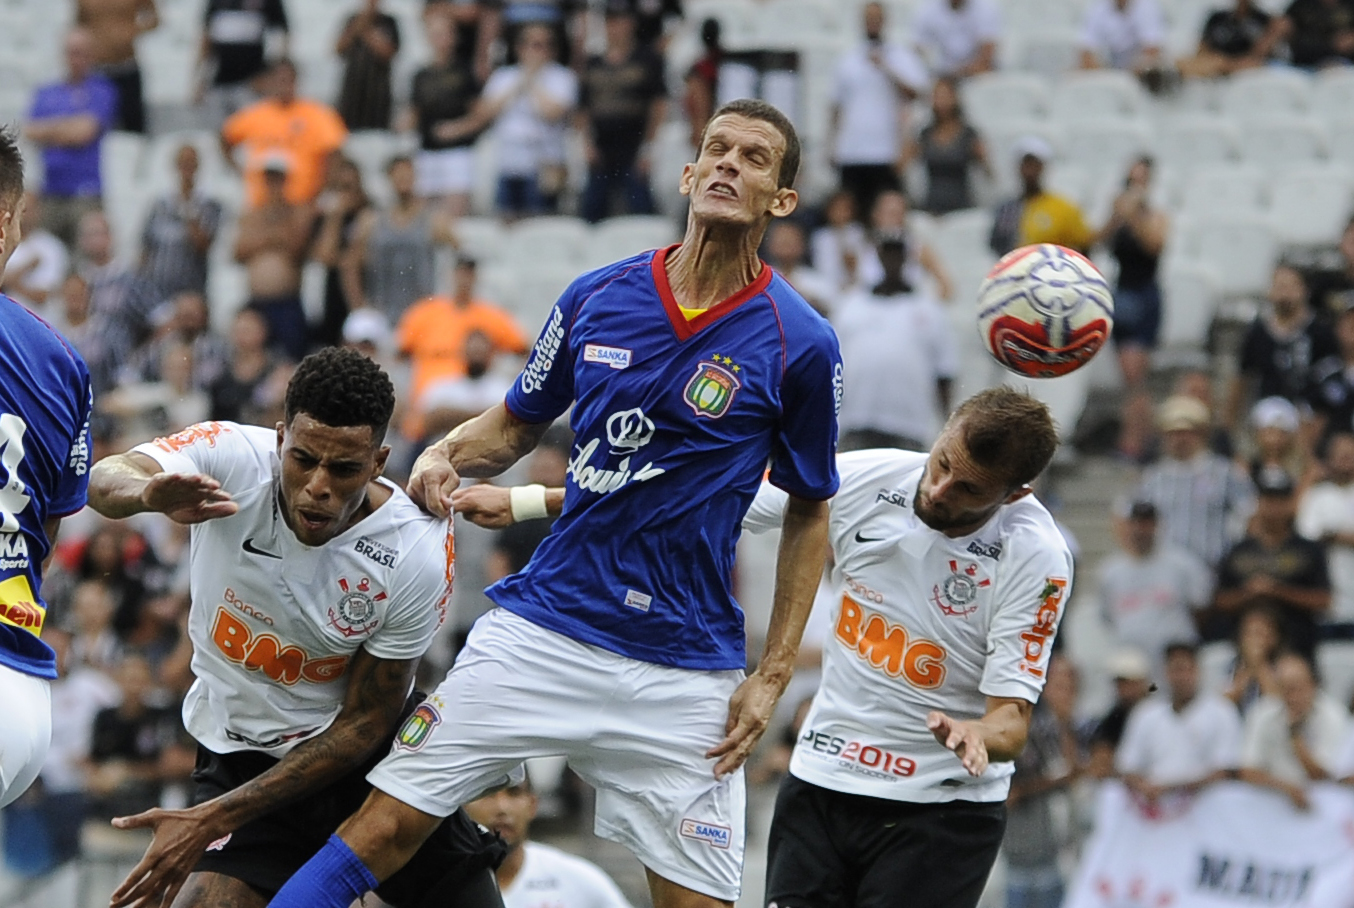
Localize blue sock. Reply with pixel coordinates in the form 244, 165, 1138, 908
269, 834, 379, 908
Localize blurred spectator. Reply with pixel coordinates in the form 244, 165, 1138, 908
345, 156, 448, 324
578, 2, 667, 223
810, 190, 868, 293
1173, 368, 1235, 458
490, 0, 586, 69
1246, 397, 1308, 490
87, 654, 188, 819
1006, 656, 1083, 908
1096, 157, 1166, 460
762, 221, 831, 316
1086, 649, 1153, 778
1311, 217, 1354, 318
139, 144, 223, 299
1136, 395, 1255, 567
830, 2, 928, 221
904, 77, 990, 216
397, 258, 528, 436
479, 24, 578, 218
682, 18, 722, 148
912, 0, 1000, 78
309, 155, 371, 347
24, 29, 118, 246
990, 137, 1094, 256
119, 291, 229, 391
1227, 264, 1337, 432
410, 13, 484, 217
836, 234, 955, 452
1177, 0, 1281, 78
1238, 652, 1348, 809
1276, 0, 1354, 69
1078, 0, 1165, 74
208, 307, 292, 425
221, 59, 348, 209
1098, 500, 1210, 676
627, 0, 683, 52
1116, 642, 1242, 804
1207, 470, 1329, 656
68, 578, 122, 672
335, 0, 401, 131
54, 273, 111, 388
197, 0, 290, 121
424, 0, 493, 78
78, 209, 160, 392
77, 0, 159, 133
858, 190, 953, 300
234, 155, 315, 361
485, 442, 569, 583
1226, 605, 1283, 715
1308, 300, 1354, 446
0, 191, 69, 315
1297, 432, 1354, 638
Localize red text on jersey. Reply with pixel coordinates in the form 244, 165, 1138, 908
836, 595, 947, 689
211, 607, 349, 685
155, 421, 230, 454
1018, 578, 1067, 678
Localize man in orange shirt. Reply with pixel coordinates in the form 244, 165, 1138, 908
221, 59, 348, 209
397, 258, 528, 438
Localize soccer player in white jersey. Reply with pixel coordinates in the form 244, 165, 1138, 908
270, 98, 840, 908
458, 387, 1071, 908
466, 780, 634, 908
85, 348, 504, 908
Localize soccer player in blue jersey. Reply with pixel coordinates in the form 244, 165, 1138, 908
0, 125, 95, 808
271, 98, 841, 908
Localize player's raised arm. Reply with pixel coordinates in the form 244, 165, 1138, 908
408, 403, 554, 518
88, 450, 238, 523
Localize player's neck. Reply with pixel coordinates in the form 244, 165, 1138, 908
496, 842, 527, 891
665, 228, 764, 311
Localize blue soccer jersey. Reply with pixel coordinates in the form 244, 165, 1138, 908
490, 246, 842, 670
0, 295, 93, 679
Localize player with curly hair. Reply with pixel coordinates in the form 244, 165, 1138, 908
85, 346, 506, 908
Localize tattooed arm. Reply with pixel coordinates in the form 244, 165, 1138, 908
107, 649, 418, 908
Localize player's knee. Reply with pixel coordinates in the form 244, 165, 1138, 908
339, 790, 442, 878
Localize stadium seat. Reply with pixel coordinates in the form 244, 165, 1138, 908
1061, 119, 1153, 178
450, 217, 506, 266
1317, 642, 1354, 712
1237, 116, 1328, 168
512, 264, 583, 327
958, 72, 1052, 130
1176, 163, 1267, 220
1328, 119, 1354, 163
1172, 215, 1278, 300
1313, 68, 1354, 124
591, 215, 681, 266
1003, 27, 1083, 80
1158, 262, 1221, 350
983, 122, 1065, 196
1268, 165, 1354, 247
1219, 67, 1313, 118
1156, 116, 1242, 169
1003, 0, 1084, 28
1048, 71, 1149, 121
502, 217, 591, 271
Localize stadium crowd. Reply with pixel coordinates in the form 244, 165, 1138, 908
4, 0, 1354, 906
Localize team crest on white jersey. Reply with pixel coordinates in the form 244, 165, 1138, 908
329, 577, 385, 637
683, 356, 742, 419
931, 560, 990, 618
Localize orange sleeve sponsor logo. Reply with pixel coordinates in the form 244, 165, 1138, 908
211, 607, 348, 685
835, 595, 947, 689
154, 421, 231, 454
0, 574, 43, 635
1018, 578, 1067, 678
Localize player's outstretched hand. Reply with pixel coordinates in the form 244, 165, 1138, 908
142, 472, 238, 524
108, 805, 226, 908
927, 710, 989, 777
408, 444, 461, 518
451, 483, 513, 528
708, 671, 785, 779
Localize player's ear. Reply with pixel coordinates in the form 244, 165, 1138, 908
769, 187, 798, 219
678, 161, 696, 197
275, 421, 286, 453
1004, 484, 1035, 505
372, 444, 391, 479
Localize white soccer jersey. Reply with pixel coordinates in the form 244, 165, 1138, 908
744, 449, 1074, 803
133, 422, 452, 756
502, 842, 634, 908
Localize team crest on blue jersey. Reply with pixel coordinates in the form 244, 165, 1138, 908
684, 356, 742, 419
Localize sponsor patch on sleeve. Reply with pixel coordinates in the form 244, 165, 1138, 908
583, 344, 632, 370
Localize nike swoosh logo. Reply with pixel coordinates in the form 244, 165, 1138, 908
242, 537, 281, 559
854, 531, 884, 543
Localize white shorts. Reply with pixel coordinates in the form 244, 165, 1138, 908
368, 608, 748, 900
416, 148, 477, 196
0, 663, 51, 809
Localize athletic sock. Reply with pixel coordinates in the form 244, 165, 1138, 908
268, 834, 379, 908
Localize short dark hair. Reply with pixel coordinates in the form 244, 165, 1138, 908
0, 126, 24, 210
284, 347, 395, 442
701, 99, 801, 189
950, 387, 1058, 488
1163, 641, 1198, 661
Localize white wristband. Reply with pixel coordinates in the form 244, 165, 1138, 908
509, 484, 549, 523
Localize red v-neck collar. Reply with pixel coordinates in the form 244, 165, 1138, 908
651, 244, 775, 342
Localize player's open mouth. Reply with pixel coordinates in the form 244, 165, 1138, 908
708, 181, 737, 199
296, 509, 332, 531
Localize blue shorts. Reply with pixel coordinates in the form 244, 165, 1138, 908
1112, 282, 1162, 349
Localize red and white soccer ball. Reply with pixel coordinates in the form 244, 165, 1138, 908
976, 244, 1115, 378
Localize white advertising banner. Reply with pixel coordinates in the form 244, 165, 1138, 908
1066, 782, 1354, 908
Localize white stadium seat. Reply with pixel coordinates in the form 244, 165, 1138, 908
1173, 215, 1278, 299
1220, 67, 1314, 117
1159, 262, 1221, 350
1005, 27, 1083, 80
1317, 643, 1354, 712
1176, 163, 1267, 220
1061, 119, 1153, 177
502, 217, 591, 271
451, 217, 506, 266
1156, 116, 1242, 168
959, 71, 1052, 129
1048, 70, 1149, 121
1268, 165, 1354, 247
1237, 116, 1328, 168
1313, 68, 1354, 123
1328, 119, 1354, 163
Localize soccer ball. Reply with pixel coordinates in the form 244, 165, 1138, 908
976, 244, 1115, 379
